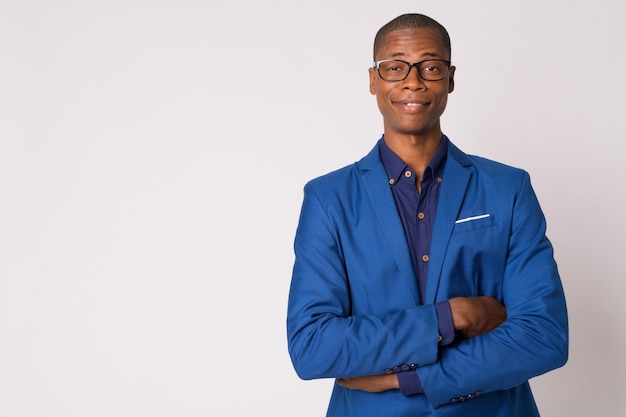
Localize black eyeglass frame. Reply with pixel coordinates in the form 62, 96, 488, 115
373, 58, 452, 82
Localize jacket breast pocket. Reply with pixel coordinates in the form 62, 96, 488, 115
452, 214, 495, 234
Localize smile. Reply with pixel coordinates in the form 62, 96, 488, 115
395, 100, 428, 105
395, 100, 430, 112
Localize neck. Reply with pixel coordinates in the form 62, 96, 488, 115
383, 131, 442, 178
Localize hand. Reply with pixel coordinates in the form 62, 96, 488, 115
337, 373, 399, 393
449, 296, 507, 339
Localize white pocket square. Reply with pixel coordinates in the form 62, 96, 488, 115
455, 214, 491, 224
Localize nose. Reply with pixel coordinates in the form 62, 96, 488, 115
402, 64, 425, 90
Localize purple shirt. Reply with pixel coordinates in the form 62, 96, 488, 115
379, 135, 454, 396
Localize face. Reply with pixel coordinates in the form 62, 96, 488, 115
369, 28, 455, 140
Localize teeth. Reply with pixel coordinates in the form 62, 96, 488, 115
406, 103, 419, 106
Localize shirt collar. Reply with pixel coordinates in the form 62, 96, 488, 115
379, 135, 448, 185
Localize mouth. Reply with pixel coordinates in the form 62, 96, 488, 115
394, 100, 430, 112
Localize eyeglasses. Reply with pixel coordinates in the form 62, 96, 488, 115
373, 59, 451, 82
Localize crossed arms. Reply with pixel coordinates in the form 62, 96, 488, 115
337, 296, 507, 392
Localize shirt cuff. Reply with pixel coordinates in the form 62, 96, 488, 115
435, 300, 455, 346
397, 369, 424, 396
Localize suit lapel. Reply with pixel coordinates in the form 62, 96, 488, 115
424, 143, 472, 303
358, 145, 420, 305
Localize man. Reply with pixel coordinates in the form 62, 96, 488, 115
287, 13, 568, 417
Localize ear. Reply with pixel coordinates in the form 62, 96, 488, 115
448, 66, 456, 93
368, 67, 377, 95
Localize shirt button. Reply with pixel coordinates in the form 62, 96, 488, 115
422, 255, 429, 262
389, 178, 395, 185
437, 177, 442, 183
404, 171, 412, 178
418, 212, 425, 220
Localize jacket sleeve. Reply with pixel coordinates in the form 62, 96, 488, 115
416, 172, 569, 407
287, 181, 442, 380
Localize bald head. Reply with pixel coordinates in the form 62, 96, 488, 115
373, 13, 451, 61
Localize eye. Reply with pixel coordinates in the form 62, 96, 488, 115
379, 61, 408, 72
377, 61, 411, 81
423, 64, 442, 73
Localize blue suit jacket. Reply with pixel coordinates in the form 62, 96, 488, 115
287, 139, 568, 416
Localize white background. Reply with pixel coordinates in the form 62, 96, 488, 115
1, 1, 624, 416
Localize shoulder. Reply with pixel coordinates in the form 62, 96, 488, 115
305, 164, 357, 193
467, 154, 526, 177
448, 140, 529, 185
304, 143, 381, 195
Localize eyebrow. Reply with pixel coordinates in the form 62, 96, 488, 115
389, 51, 439, 59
